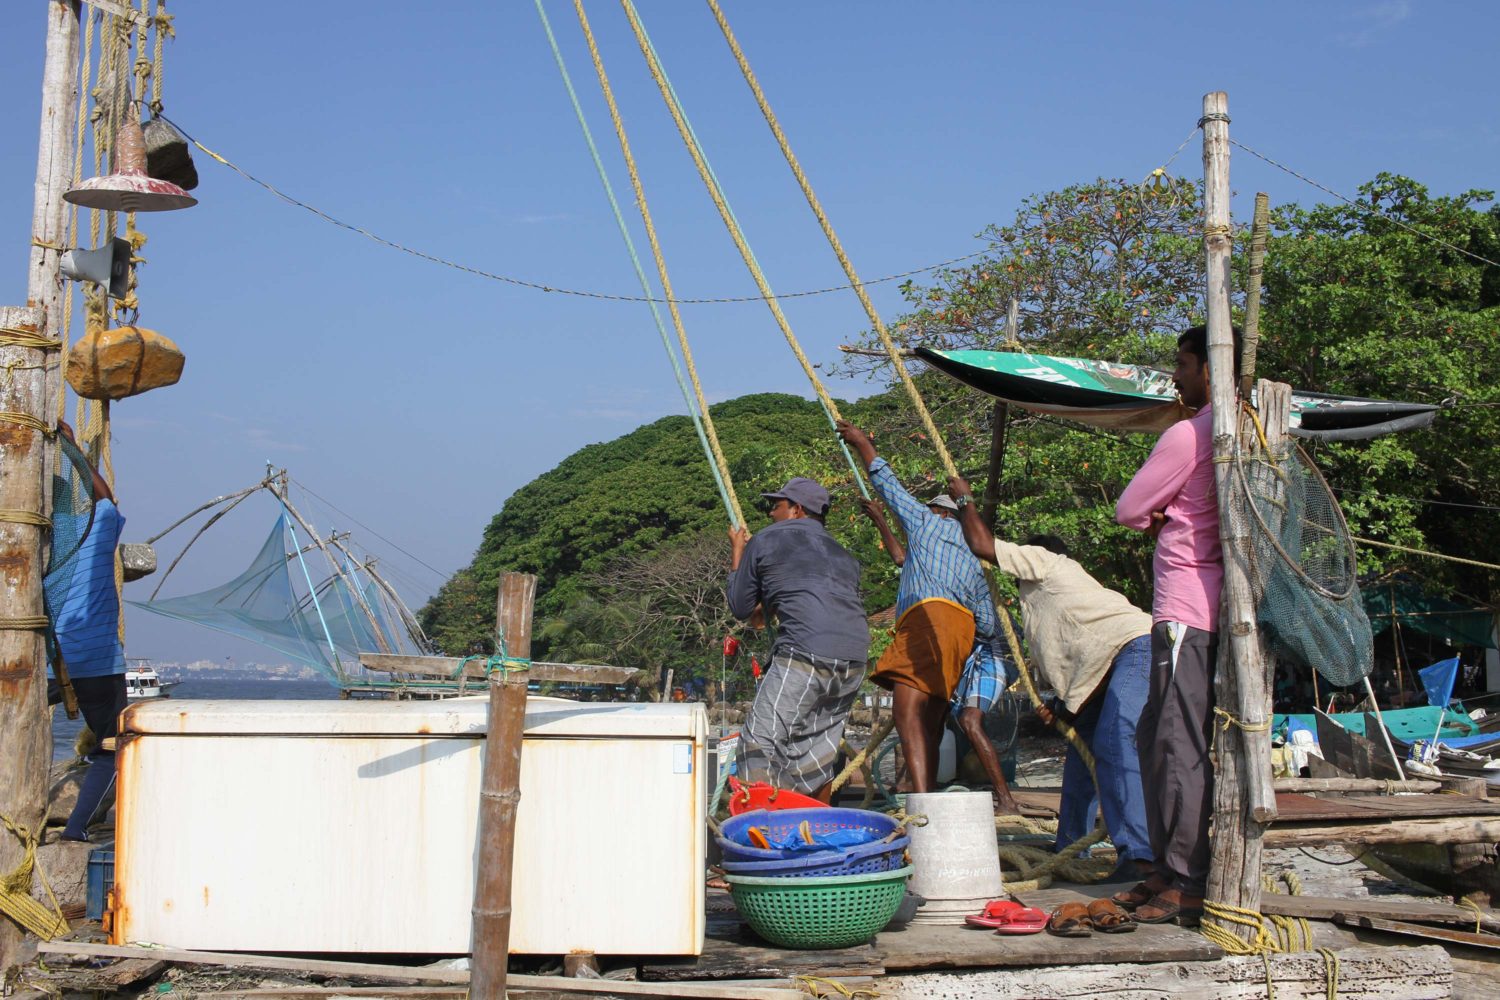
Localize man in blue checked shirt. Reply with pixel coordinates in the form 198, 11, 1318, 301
862, 497, 1021, 814
837, 421, 1017, 812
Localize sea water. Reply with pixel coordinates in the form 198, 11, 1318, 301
51, 676, 340, 761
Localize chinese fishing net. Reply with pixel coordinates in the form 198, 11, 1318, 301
130, 515, 418, 682
1230, 410, 1373, 687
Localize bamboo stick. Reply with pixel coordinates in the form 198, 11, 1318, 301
469, 572, 536, 1000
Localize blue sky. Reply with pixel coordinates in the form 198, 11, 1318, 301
0, 0, 1495, 668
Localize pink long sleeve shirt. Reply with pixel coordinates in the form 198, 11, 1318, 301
1115, 403, 1222, 632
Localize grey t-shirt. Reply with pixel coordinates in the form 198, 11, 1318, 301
726, 518, 870, 663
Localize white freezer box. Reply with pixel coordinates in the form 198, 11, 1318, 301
112, 697, 706, 955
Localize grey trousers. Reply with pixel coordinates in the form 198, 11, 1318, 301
1136, 620, 1217, 895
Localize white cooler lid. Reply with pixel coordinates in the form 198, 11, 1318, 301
120, 696, 706, 739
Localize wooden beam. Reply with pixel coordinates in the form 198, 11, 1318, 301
359, 653, 637, 686
1260, 893, 1500, 934
1238, 192, 1271, 399
1262, 816, 1500, 847
35, 942, 802, 998
1336, 914, 1500, 952
1273, 777, 1442, 794
883, 944, 1451, 999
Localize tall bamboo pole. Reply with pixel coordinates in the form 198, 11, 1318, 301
0, 1, 81, 973
469, 572, 535, 1000
1201, 91, 1278, 945
1239, 192, 1271, 399
980, 298, 1019, 527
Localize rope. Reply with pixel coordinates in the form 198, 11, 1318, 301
828, 716, 895, 796
1355, 536, 1500, 572
1459, 896, 1485, 935
701, 0, 1089, 773
618, 0, 871, 498
0, 326, 63, 352
0, 812, 70, 941
996, 820, 1113, 893
148, 0, 171, 115
0, 412, 55, 435
1214, 706, 1273, 733
150, 117, 987, 308
793, 975, 881, 999
1230, 137, 1500, 271
537, 0, 743, 527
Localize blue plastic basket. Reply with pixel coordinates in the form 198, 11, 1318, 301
720, 833, 910, 878
718, 807, 903, 864
86, 849, 113, 922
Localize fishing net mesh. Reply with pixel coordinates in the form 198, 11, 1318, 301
1228, 412, 1373, 688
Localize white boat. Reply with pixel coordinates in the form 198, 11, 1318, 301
125, 659, 178, 700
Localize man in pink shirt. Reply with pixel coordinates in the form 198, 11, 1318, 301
1113, 324, 1239, 927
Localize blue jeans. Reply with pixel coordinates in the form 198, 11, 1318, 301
1054, 635, 1153, 866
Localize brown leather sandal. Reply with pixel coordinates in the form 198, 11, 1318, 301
1111, 875, 1169, 911
1087, 897, 1137, 933
1046, 902, 1093, 937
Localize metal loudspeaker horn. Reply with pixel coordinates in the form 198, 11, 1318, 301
60, 238, 132, 300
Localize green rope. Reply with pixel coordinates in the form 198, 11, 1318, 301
627, 3, 871, 498
534, 0, 740, 524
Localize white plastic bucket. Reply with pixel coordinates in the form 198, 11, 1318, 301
904, 790, 1001, 924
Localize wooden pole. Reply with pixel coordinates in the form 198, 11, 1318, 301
1202, 90, 1280, 946
1, 0, 81, 973
1238, 192, 1270, 399
469, 572, 535, 1000
980, 299, 1020, 527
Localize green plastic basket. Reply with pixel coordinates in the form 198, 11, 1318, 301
726, 866, 912, 950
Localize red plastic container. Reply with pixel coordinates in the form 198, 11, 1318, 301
726, 776, 823, 816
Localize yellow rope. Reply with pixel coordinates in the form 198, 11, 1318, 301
829, 716, 895, 796
0, 812, 70, 941
1459, 896, 1485, 935
793, 975, 880, 999
1355, 535, 1500, 572
701, 0, 1091, 777
0, 510, 52, 528
618, 0, 870, 498
0, 326, 63, 352
997, 819, 1114, 893
571, 0, 744, 528
1214, 706, 1273, 733
149, 0, 172, 115
0, 412, 54, 435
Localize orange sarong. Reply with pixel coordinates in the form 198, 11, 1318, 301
869, 597, 976, 699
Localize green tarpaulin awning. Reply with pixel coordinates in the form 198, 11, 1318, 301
1363, 582, 1497, 649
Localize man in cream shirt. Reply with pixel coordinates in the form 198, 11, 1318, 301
948, 475, 1154, 881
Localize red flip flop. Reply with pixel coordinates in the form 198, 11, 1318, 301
993, 906, 1048, 935
964, 899, 1023, 929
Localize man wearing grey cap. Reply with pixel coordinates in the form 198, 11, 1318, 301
727, 477, 869, 800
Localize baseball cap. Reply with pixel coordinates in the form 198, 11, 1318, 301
761, 477, 831, 517
926, 494, 959, 513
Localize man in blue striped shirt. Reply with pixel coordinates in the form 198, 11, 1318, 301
838, 421, 1010, 804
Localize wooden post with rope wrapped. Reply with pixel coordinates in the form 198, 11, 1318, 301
1, 0, 82, 973
1200, 90, 1288, 953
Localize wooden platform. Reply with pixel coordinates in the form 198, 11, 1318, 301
643, 885, 1219, 981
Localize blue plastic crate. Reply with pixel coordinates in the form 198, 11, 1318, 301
86, 849, 113, 922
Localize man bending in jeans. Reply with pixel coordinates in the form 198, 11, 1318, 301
727, 477, 869, 801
